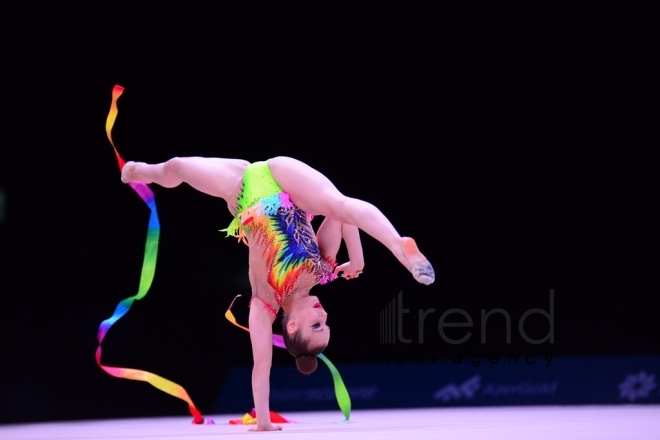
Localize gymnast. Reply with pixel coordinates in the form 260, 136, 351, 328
120, 156, 435, 431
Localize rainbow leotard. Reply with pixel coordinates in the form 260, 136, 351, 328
222, 161, 336, 306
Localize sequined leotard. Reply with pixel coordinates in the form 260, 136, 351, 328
222, 161, 336, 312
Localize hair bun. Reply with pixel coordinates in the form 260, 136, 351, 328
295, 354, 318, 375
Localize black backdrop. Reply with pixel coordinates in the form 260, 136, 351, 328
1, 3, 657, 423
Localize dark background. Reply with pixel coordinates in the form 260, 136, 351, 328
1, 2, 657, 424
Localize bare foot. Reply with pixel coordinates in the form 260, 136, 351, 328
400, 237, 435, 285
248, 423, 283, 432
121, 161, 152, 184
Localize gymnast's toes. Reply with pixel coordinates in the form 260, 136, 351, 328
121, 162, 136, 183
400, 237, 435, 285
121, 161, 152, 184
412, 261, 435, 285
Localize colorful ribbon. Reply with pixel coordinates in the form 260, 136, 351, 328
226, 294, 352, 421
96, 85, 205, 424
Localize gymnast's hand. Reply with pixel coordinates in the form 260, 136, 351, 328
334, 261, 364, 280
249, 423, 283, 432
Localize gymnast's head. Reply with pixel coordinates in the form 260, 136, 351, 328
281, 294, 330, 374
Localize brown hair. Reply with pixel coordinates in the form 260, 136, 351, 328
281, 313, 326, 375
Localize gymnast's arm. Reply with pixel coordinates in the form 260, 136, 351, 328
316, 218, 364, 279
248, 302, 281, 431
247, 269, 282, 431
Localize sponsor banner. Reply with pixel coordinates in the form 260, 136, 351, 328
213, 354, 660, 413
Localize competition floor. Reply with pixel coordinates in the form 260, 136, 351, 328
2, 405, 659, 440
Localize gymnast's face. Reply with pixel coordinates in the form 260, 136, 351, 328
288, 295, 330, 348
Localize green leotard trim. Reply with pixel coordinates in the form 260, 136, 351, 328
235, 161, 283, 214
221, 161, 283, 238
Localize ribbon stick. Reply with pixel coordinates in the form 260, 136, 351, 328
226, 294, 352, 421
96, 85, 205, 424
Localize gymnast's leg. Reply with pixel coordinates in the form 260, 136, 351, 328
267, 156, 435, 284
121, 157, 249, 208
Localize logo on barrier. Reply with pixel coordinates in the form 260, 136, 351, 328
618, 371, 657, 402
432, 375, 559, 402
433, 375, 482, 402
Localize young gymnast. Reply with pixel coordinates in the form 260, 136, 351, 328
121, 156, 435, 431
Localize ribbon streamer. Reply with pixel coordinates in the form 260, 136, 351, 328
226, 294, 352, 421
96, 85, 205, 424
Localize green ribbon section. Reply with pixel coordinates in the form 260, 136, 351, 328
317, 353, 351, 421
